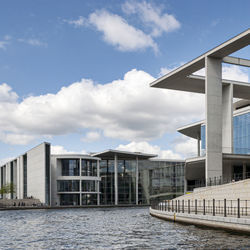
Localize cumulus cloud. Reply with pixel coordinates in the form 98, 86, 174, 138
18, 38, 47, 47
116, 141, 181, 159
122, 1, 180, 37
82, 131, 101, 142
194, 65, 249, 82
89, 10, 158, 52
0, 69, 204, 145
51, 145, 87, 155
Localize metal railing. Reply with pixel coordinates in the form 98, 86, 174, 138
151, 199, 250, 218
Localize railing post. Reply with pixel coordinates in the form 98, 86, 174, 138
172, 200, 174, 212
175, 200, 177, 213
203, 199, 205, 215
213, 199, 215, 216
182, 200, 184, 213
224, 199, 227, 217
238, 198, 240, 218
188, 200, 190, 214
195, 199, 197, 214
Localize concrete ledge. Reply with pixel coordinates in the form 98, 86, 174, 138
150, 208, 250, 235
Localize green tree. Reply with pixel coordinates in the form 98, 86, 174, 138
0, 183, 15, 197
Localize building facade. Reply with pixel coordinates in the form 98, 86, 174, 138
151, 29, 250, 191
0, 143, 185, 206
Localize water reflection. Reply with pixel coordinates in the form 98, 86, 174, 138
0, 207, 249, 249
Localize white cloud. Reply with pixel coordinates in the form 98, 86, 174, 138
174, 137, 197, 158
116, 141, 181, 159
64, 16, 86, 27
18, 38, 47, 47
89, 10, 158, 52
82, 131, 101, 142
0, 69, 204, 145
51, 145, 87, 155
0, 35, 11, 50
122, 1, 180, 37
194, 65, 249, 82
0, 83, 18, 103
0, 133, 35, 145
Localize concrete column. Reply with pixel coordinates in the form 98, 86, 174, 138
222, 84, 233, 153
114, 154, 118, 205
97, 160, 100, 205
205, 56, 223, 183
136, 156, 139, 205
197, 138, 201, 157
243, 163, 247, 180
0, 167, 1, 199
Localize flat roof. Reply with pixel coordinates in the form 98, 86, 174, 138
150, 29, 250, 99
177, 120, 203, 139
92, 149, 157, 160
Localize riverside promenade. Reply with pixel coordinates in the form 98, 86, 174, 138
150, 178, 250, 234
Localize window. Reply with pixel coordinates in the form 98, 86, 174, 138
61, 159, 80, 176
57, 180, 80, 192
82, 180, 96, 192
81, 160, 97, 176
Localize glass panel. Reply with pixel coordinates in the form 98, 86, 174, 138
82, 194, 97, 205
57, 180, 80, 192
82, 180, 96, 192
81, 160, 97, 176
61, 159, 80, 176
60, 194, 80, 206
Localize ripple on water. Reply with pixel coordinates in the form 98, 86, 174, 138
0, 208, 250, 249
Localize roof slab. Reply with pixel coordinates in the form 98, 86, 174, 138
150, 29, 250, 98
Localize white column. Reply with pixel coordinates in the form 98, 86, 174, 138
136, 156, 139, 205
222, 83, 233, 153
97, 160, 100, 205
205, 56, 223, 183
114, 154, 118, 205
0, 167, 1, 199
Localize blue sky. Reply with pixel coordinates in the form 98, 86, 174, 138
0, 0, 249, 162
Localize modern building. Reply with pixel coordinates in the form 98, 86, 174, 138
0, 143, 185, 206
151, 29, 250, 191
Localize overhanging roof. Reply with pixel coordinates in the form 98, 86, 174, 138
92, 149, 157, 160
150, 29, 250, 99
177, 120, 203, 139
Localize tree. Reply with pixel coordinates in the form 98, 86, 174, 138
0, 183, 15, 197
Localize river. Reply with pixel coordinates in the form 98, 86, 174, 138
0, 207, 249, 249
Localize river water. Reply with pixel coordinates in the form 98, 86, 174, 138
0, 207, 249, 249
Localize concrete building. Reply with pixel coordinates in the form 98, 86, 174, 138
0, 143, 184, 206
151, 29, 250, 190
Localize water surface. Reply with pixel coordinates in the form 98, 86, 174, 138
0, 207, 250, 249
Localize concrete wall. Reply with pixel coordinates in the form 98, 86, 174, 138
26, 143, 47, 203
175, 178, 250, 201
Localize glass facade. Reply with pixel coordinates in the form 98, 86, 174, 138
57, 180, 80, 192
100, 160, 115, 205
118, 160, 136, 204
60, 194, 80, 206
234, 112, 250, 154
139, 160, 185, 202
81, 159, 97, 176
82, 194, 97, 205
61, 159, 80, 176
200, 112, 250, 155
82, 180, 96, 192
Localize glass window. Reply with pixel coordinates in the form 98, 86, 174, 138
82, 194, 97, 205
81, 160, 97, 176
57, 180, 80, 192
82, 180, 96, 192
61, 159, 80, 176
60, 194, 80, 206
